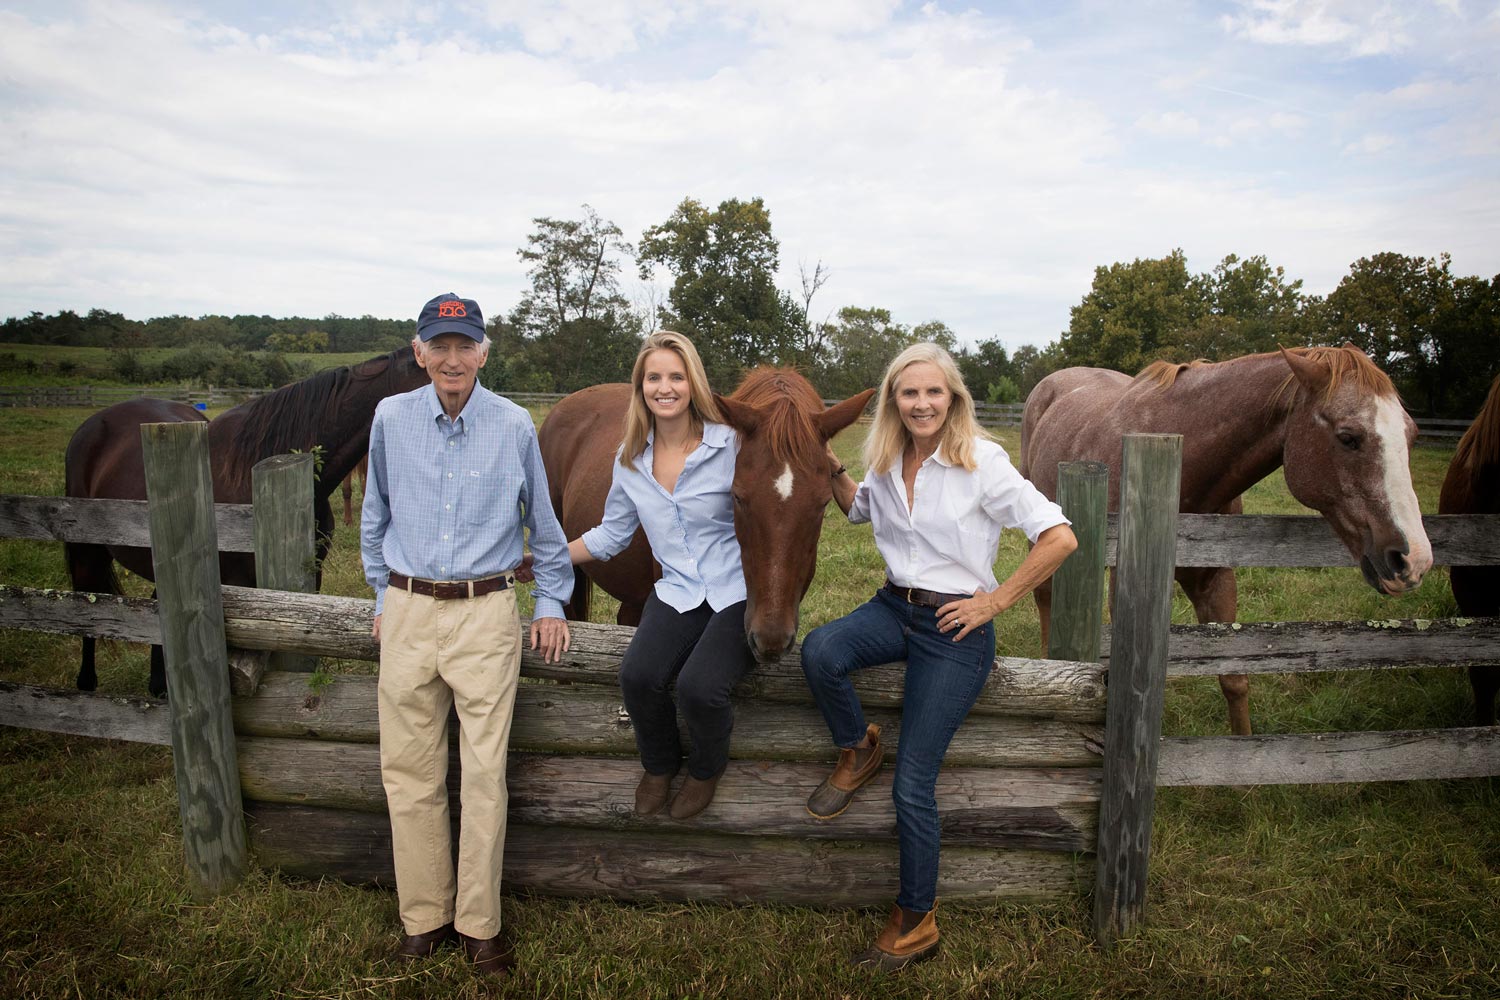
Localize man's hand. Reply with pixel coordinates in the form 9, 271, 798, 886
529, 616, 570, 664
372, 613, 382, 642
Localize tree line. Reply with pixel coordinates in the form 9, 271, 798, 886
4, 199, 1497, 416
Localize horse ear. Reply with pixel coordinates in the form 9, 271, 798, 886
1341, 340, 1362, 353
1279, 346, 1331, 396
714, 393, 760, 434
817, 388, 876, 440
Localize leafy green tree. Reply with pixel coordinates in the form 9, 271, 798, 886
507, 205, 643, 391
638, 196, 799, 387
957, 338, 1014, 398
1185, 254, 1308, 357
1060, 249, 1205, 371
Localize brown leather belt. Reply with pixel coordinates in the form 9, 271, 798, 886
884, 580, 969, 609
388, 571, 513, 601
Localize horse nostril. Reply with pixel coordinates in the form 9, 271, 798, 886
1386, 549, 1408, 575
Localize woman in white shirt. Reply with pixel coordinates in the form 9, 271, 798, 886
569, 331, 751, 821
801, 342, 1077, 971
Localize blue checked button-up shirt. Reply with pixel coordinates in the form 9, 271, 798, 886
580, 421, 746, 613
361, 382, 572, 619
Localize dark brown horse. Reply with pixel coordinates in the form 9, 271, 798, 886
1022, 345, 1433, 735
64, 347, 426, 695
539, 369, 873, 662
1439, 373, 1500, 725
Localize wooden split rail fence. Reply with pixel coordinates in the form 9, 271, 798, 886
0, 427, 1497, 945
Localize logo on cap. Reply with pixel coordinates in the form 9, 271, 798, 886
438, 301, 467, 318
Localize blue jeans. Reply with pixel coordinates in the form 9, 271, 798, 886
800, 588, 995, 913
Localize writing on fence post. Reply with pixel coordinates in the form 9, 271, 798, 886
1093, 433, 1181, 947
1048, 460, 1108, 663
141, 421, 247, 896
251, 453, 318, 683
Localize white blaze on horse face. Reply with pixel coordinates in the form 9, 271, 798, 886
773, 462, 794, 501
1371, 395, 1433, 576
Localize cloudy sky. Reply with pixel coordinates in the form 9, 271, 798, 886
2, 0, 1497, 350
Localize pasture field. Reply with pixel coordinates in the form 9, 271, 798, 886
0, 342, 381, 387
0, 403, 1495, 999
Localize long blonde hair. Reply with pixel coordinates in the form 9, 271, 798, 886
620, 330, 724, 470
864, 342, 990, 474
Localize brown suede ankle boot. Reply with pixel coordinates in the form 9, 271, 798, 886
852, 901, 940, 972
806, 723, 883, 820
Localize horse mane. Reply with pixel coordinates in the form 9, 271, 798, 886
1134, 359, 1210, 389
222, 348, 410, 492
1135, 346, 1398, 411
1453, 374, 1500, 477
729, 367, 825, 472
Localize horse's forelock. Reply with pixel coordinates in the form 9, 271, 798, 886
1270, 345, 1400, 412
730, 368, 825, 474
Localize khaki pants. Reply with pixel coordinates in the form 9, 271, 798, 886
377, 585, 521, 938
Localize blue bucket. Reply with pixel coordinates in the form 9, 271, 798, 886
194, 402, 208, 411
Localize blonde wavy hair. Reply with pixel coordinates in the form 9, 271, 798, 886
864, 342, 990, 474
620, 330, 725, 471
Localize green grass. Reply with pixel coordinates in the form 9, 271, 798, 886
1, 408, 1497, 999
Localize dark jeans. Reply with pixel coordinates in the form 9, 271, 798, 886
800, 588, 995, 913
619, 592, 756, 780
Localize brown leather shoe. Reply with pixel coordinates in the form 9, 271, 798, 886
394, 922, 455, 960
460, 932, 516, 978
807, 723, 883, 820
635, 770, 676, 816
668, 772, 722, 819
852, 902, 940, 972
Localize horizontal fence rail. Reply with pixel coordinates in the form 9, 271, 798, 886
5, 492, 1494, 568
0, 385, 1469, 441
0, 384, 270, 408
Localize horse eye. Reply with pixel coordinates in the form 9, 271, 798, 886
732, 492, 746, 507
1337, 431, 1361, 450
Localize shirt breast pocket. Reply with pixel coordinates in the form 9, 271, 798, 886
460, 471, 511, 526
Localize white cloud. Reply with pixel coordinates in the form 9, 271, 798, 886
0, 1, 1496, 349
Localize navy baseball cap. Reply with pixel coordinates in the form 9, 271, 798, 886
416, 292, 485, 342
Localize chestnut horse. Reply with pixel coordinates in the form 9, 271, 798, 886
64, 347, 426, 695
1439, 373, 1500, 725
1022, 345, 1432, 735
539, 369, 874, 662
340, 454, 370, 525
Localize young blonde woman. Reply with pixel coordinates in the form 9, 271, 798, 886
801, 342, 1077, 971
567, 331, 751, 820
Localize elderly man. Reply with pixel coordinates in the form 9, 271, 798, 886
361, 292, 572, 978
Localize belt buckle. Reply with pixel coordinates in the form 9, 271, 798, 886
905, 586, 915, 604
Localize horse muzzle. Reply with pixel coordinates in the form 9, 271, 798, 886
1359, 546, 1429, 595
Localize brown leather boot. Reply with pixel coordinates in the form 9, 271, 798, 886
460, 932, 515, 978
393, 922, 455, 960
806, 723, 883, 820
852, 902, 940, 971
634, 770, 676, 816
668, 772, 722, 819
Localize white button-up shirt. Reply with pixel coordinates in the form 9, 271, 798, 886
849, 437, 1068, 596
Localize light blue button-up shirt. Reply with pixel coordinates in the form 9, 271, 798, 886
580, 421, 746, 613
361, 382, 572, 619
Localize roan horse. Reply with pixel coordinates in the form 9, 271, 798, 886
1439, 372, 1500, 725
64, 347, 427, 696
1022, 345, 1433, 735
538, 368, 874, 662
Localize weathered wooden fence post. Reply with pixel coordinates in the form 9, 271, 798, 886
141, 421, 247, 895
250, 453, 318, 682
1093, 433, 1181, 947
1048, 460, 1108, 663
